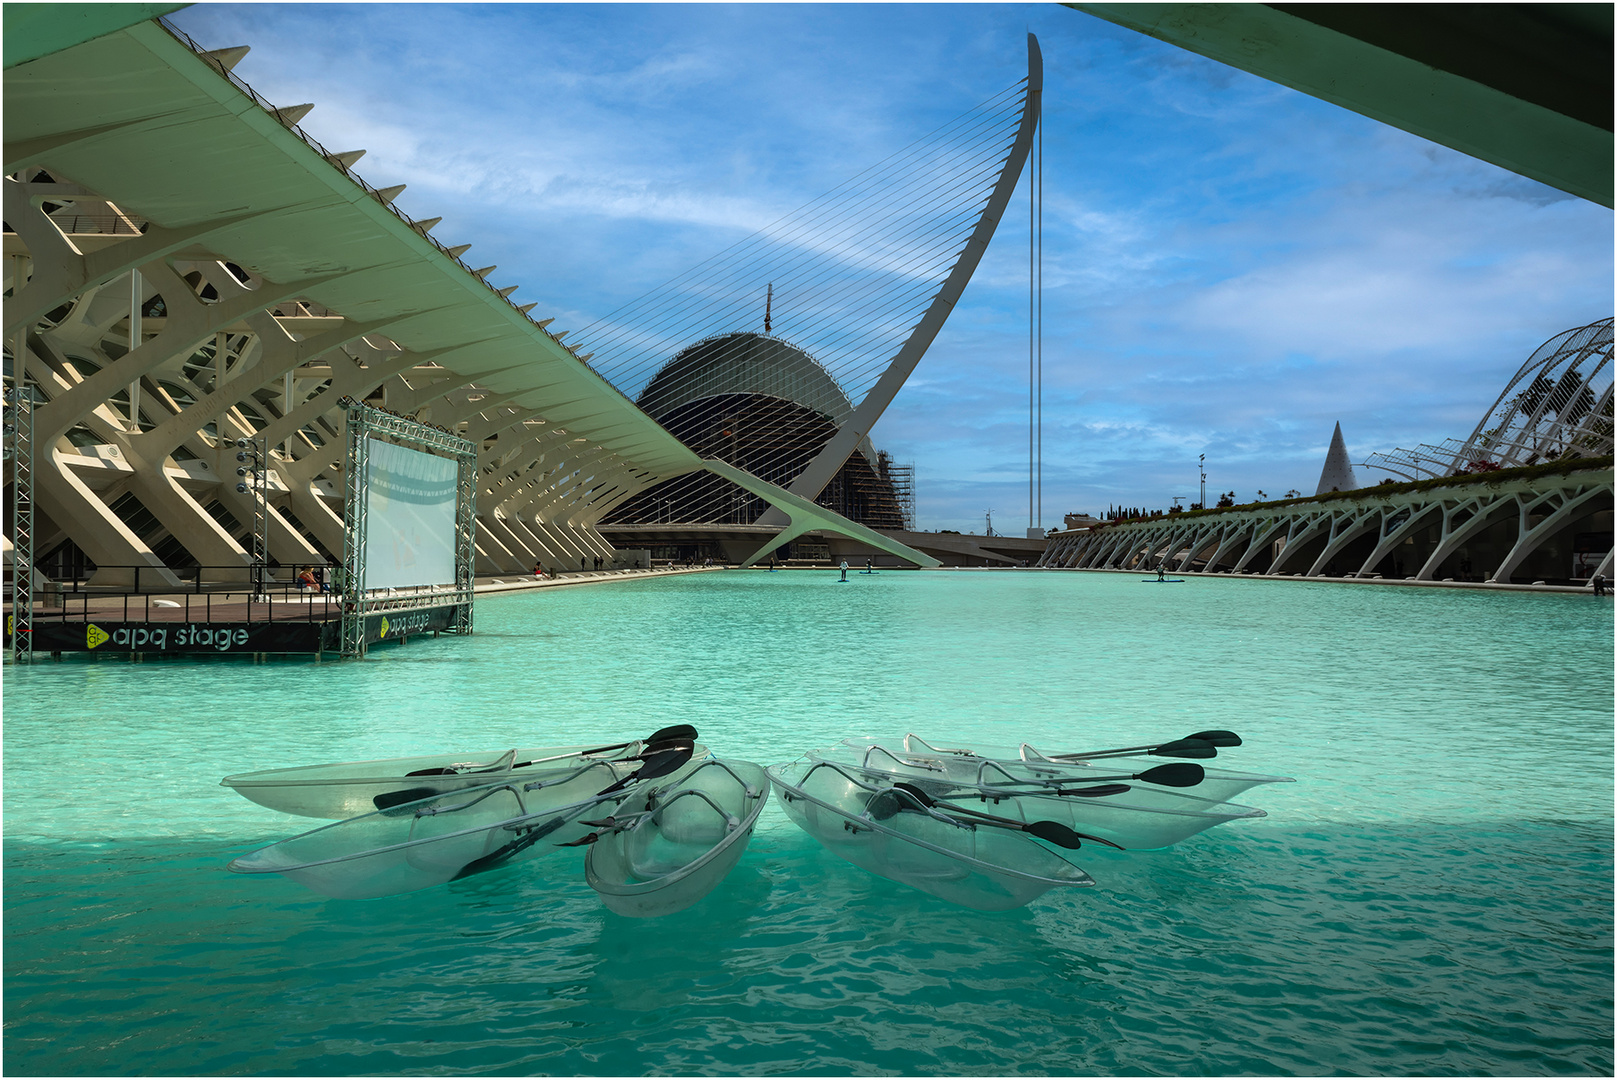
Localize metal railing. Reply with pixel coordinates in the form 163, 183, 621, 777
4, 564, 344, 625
14, 563, 328, 594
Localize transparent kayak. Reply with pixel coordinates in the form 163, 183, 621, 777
222, 728, 704, 819
583, 759, 770, 918
810, 749, 1265, 850
228, 752, 704, 899
768, 758, 1093, 911
838, 734, 1293, 805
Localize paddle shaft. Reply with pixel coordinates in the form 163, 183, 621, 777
1045, 731, 1238, 762
884, 783, 1123, 850
984, 762, 1205, 790
514, 724, 698, 769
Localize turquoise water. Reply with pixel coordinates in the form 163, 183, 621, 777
5, 570, 1612, 1076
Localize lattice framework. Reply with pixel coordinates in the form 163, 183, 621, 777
5, 377, 36, 663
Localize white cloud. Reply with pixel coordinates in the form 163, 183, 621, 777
170, 3, 1612, 532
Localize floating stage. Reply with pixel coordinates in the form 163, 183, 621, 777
5, 566, 728, 660
6, 592, 464, 659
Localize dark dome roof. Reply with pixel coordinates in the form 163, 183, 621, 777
635, 332, 855, 426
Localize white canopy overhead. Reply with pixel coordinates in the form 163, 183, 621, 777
4, 13, 940, 569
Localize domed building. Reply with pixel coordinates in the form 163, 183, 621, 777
600, 331, 908, 557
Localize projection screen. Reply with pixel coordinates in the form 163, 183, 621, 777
363, 438, 458, 589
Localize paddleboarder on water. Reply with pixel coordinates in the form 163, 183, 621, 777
839, 559, 849, 582
1157, 564, 1166, 582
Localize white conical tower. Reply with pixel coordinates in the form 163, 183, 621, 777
1315, 422, 1359, 494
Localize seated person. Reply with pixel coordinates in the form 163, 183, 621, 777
296, 566, 319, 590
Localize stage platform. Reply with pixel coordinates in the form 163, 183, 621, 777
8, 593, 453, 658
5, 565, 725, 659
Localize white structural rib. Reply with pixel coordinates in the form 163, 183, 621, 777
753, 33, 1044, 537
703, 459, 940, 568
3, 14, 940, 570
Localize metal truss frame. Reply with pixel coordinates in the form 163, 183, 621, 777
229, 435, 271, 595
340, 399, 477, 657
5, 378, 36, 663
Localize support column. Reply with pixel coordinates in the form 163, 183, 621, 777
127, 269, 142, 433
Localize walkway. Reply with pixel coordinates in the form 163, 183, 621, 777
475, 565, 724, 595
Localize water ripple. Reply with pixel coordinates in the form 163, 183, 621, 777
4, 573, 1611, 1075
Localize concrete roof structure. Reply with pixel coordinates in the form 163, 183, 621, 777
1070, 3, 1613, 207
7, 19, 701, 475
4, 9, 941, 577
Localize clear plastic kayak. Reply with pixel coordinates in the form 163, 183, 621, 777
810, 748, 1265, 850
768, 758, 1093, 911
836, 734, 1293, 805
221, 727, 705, 819
583, 759, 771, 918
228, 751, 704, 899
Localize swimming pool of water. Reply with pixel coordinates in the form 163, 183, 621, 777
5, 570, 1612, 1075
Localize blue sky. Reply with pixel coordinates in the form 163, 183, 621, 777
170, 3, 1614, 532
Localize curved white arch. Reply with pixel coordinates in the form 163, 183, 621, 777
752, 33, 1045, 533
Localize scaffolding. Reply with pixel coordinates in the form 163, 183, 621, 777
884, 457, 916, 531
339, 399, 477, 657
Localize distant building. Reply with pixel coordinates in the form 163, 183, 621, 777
1063, 512, 1100, 530
600, 331, 907, 530
1316, 422, 1360, 494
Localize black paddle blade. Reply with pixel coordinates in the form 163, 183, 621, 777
594, 743, 695, 795
1148, 738, 1217, 759
646, 723, 698, 744
557, 832, 600, 847
1023, 820, 1086, 849
373, 786, 439, 811
636, 745, 694, 779
639, 736, 695, 758
1137, 763, 1206, 787
1054, 783, 1131, 798
1073, 831, 1126, 850
405, 766, 456, 777
1186, 729, 1241, 747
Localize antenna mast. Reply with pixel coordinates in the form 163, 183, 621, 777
1028, 84, 1043, 539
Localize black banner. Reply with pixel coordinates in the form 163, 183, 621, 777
10, 620, 327, 654
6, 603, 465, 654
362, 605, 460, 646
